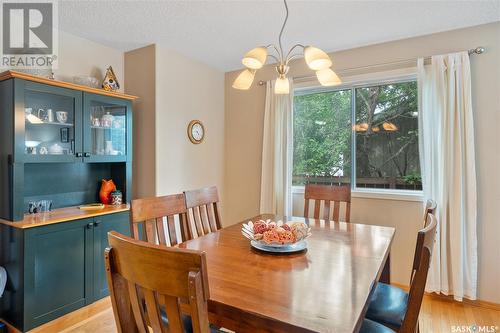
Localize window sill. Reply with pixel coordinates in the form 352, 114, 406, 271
291, 186, 423, 202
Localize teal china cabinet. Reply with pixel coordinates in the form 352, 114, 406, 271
0, 71, 137, 332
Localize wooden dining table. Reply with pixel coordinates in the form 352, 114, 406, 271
178, 214, 395, 333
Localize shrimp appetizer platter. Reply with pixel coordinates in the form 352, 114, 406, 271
241, 219, 311, 253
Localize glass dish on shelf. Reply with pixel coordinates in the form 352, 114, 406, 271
73, 75, 99, 88
90, 103, 126, 156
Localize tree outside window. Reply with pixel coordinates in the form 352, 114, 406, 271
293, 80, 421, 191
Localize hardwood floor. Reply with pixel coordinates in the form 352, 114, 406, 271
419, 295, 500, 332
62, 308, 116, 333
18, 295, 499, 333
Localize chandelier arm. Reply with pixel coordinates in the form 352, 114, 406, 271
285, 53, 303, 66
267, 54, 280, 63
285, 44, 305, 63
277, 0, 289, 63
266, 44, 282, 63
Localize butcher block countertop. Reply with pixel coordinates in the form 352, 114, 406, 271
0, 204, 130, 229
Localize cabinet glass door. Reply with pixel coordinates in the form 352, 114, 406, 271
83, 93, 130, 162
21, 81, 82, 162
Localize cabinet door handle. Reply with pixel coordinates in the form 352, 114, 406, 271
76, 152, 83, 157
84, 152, 91, 157
86, 222, 94, 229
94, 221, 100, 227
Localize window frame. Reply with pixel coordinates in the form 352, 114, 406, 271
292, 70, 423, 201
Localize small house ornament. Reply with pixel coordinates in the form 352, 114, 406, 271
102, 66, 120, 92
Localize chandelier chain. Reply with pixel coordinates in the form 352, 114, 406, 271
278, 0, 289, 62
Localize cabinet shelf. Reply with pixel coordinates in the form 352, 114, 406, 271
26, 121, 74, 127
90, 126, 125, 130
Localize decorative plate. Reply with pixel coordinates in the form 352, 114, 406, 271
241, 219, 311, 249
78, 203, 105, 211
250, 240, 308, 253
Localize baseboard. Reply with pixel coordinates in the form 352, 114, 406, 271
0, 297, 111, 333
391, 282, 500, 311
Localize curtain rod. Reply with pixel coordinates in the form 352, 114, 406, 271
258, 46, 485, 86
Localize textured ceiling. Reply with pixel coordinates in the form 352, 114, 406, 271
59, 0, 500, 71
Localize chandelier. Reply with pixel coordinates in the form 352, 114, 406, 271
232, 0, 341, 94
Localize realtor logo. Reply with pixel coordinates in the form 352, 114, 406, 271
1, 0, 58, 69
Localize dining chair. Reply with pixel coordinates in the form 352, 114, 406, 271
360, 319, 396, 333
303, 184, 351, 222
411, 199, 437, 282
184, 186, 222, 238
130, 193, 190, 246
105, 231, 222, 333
423, 199, 437, 227
365, 213, 438, 333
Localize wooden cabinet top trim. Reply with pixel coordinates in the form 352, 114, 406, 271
0, 70, 138, 101
0, 204, 130, 229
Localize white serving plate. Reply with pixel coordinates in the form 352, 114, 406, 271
250, 240, 307, 253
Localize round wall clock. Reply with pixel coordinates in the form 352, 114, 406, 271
187, 120, 205, 144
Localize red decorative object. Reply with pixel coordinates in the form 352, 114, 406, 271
99, 179, 116, 204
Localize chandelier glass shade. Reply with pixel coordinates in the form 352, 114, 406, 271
275, 76, 290, 94
232, 69, 256, 90
316, 68, 342, 86
233, 0, 341, 94
242, 47, 268, 69
304, 46, 332, 70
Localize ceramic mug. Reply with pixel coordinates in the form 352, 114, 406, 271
56, 111, 68, 124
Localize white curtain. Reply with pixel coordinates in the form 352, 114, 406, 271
259, 80, 294, 216
418, 52, 477, 301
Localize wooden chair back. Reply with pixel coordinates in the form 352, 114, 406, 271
423, 199, 437, 227
401, 213, 438, 333
130, 194, 189, 246
184, 186, 222, 238
105, 231, 210, 333
304, 184, 351, 222
410, 199, 437, 280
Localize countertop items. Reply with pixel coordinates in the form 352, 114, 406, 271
0, 204, 129, 229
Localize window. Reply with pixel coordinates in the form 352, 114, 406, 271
293, 89, 352, 186
293, 78, 421, 192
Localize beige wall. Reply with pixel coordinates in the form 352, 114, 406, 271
57, 30, 124, 92
155, 47, 225, 198
225, 22, 500, 303
125, 45, 157, 198
3, 30, 124, 91
125, 45, 225, 201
